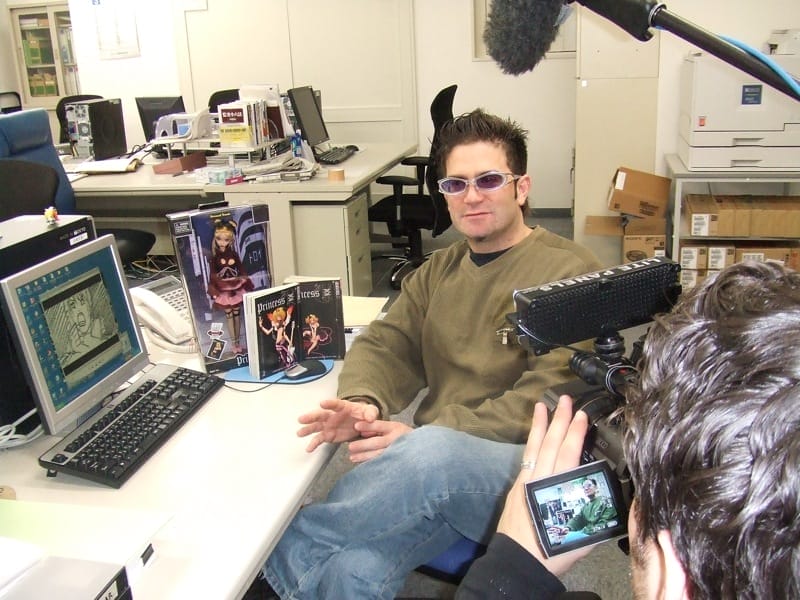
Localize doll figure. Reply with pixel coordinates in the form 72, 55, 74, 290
207, 219, 254, 354
302, 313, 332, 358
259, 305, 296, 369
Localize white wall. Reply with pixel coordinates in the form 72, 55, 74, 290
413, 0, 577, 212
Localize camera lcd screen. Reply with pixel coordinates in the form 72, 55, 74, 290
524, 460, 628, 557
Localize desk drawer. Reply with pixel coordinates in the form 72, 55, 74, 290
346, 192, 371, 260
293, 192, 373, 296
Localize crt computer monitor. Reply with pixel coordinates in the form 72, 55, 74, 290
287, 86, 329, 148
135, 96, 186, 141
0, 235, 149, 435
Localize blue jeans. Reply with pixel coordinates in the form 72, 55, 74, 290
263, 425, 523, 599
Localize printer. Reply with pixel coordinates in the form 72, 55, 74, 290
678, 30, 800, 171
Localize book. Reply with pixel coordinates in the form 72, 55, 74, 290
166, 203, 274, 374
244, 278, 345, 380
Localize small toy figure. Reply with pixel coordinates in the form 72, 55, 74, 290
302, 313, 332, 357
259, 305, 296, 369
207, 219, 254, 354
44, 206, 59, 225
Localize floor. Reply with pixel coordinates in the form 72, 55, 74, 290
247, 214, 633, 599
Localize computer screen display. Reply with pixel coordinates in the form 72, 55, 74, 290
135, 96, 186, 141
0, 235, 149, 435
287, 86, 329, 148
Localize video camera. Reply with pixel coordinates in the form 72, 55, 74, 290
509, 257, 682, 508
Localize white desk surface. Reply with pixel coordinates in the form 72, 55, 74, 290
71, 142, 416, 199
0, 353, 341, 600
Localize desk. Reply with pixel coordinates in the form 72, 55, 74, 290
0, 352, 340, 600
72, 142, 415, 295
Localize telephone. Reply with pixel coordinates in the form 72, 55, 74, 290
130, 277, 196, 353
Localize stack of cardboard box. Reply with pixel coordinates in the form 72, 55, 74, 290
585, 166, 671, 264
679, 194, 800, 288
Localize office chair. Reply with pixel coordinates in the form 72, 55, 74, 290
55, 94, 103, 144
368, 85, 457, 289
0, 159, 59, 221
208, 88, 239, 113
0, 109, 155, 264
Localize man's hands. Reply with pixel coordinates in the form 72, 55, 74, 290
298, 398, 413, 462
297, 398, 380, 452
496, 395, 592, 577
349, 420, 413, 463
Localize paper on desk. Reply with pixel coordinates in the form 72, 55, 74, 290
63, 156, 141, 174
342, 296, 388, 328
0, 536, 43, 591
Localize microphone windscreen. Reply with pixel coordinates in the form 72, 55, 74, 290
484, 0, 565, 75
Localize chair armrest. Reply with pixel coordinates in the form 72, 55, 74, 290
375, 175, 419, 188
401, 156, 429, 167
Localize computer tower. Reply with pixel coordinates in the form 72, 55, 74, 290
66, 98, 128, 160
0, 215, 96, 434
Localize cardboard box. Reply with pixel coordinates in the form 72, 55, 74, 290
735, 246, 792, 266
680, 269, 709, 290
749, 196, 800, 238
623, 235, 666, 263
684, 194, 747, 236
607, 167, 670, 219
679, 245, 708, 270
707, 245, 736, 270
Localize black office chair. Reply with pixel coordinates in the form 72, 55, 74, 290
55, 94, 103, 143
208, 88, 240, 113
368, 85, 457, 289
0, 159, 59, 221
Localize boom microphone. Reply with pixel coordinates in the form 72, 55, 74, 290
484, 0, 566, 75
484, 0, 800, 101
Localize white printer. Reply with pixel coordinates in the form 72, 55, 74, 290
678, 31, 800, 171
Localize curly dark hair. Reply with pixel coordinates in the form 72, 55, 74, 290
624, 260, 800, 599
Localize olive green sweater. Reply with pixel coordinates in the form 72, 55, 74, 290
338, 227, 602, 444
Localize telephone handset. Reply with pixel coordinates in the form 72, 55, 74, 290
130, 278, 195, 352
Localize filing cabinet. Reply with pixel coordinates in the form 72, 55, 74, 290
293, 190, 373, 296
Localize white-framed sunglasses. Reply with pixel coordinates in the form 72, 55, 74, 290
437, 171, 521, 196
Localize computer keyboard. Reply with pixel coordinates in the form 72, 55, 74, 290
316, 145, 357, 165
39, 364, 224, 488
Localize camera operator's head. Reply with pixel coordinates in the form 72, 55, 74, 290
623, 260, 800, 599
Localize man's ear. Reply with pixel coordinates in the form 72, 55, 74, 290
516, 174, 531, 206
656, 529, 689, 600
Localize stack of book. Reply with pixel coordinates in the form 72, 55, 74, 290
243, 278, 345, 380
217, 99, 270, 149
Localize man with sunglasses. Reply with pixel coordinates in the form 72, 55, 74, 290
261, 109, 602, 599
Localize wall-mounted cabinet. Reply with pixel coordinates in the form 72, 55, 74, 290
9, 4, 80, 109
